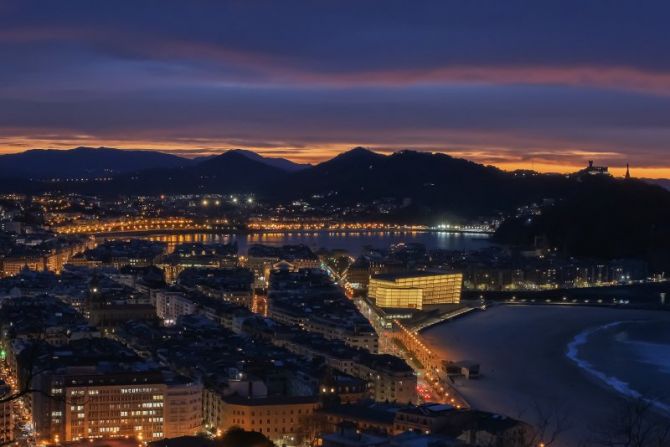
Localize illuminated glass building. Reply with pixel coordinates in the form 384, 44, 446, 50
368, 272, 463, 310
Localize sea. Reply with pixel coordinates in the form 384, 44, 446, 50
567, 319, 670, 415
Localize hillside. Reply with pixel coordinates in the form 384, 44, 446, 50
494, 176, 670, 271
87, 150, 288, 195
1, 146, 670, 268
273, 148, 572, 219
0, 147, 190, 179
0, 147, 309, 180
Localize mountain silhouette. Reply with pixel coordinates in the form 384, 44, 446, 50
1, 146, 669, 269
0, 147, 189, 179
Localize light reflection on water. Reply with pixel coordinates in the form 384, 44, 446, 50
142, 230, 493, 255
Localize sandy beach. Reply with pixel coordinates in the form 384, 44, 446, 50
422, 305, 670, 446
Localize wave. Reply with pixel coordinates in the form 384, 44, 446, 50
627, 340, 670, 374
566, 321, 670, 415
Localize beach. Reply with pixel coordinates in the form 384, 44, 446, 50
422, 305, 670, 446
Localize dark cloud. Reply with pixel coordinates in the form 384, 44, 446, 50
1, 1, 670, 172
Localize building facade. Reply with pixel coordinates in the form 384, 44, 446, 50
368, 272, 462, 309
33, 372, 202, 444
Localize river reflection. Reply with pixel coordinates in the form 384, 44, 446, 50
139, 230, 493, 255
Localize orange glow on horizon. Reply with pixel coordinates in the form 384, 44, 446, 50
0, 139, 668, 179
494, 162, 670, 179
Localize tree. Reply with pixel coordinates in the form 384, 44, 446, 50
591, 399, 670, 447
220, 427, 275, 447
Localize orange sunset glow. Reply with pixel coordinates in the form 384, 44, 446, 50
1, 138, 668, 178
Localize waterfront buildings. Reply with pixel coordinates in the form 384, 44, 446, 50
245, 244, 321, 287
157, 243, 238, 283
0, 234, 94, 277
430, 247, 649, 291
69, 240, 167, 269
368, 272, 463, 310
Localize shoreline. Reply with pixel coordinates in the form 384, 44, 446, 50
81, 228, 495, 237
422, 305, 670, 446
566, 320, 670, 417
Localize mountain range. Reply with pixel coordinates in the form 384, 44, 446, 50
0, 146, 568, 216
1, 146, 669, 269
0, 147, 308, 179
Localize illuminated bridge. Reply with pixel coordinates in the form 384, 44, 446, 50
54, 218, 232, 235
54, 218, 494, 236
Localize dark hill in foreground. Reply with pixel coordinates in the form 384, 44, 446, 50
494, 176, 670, 271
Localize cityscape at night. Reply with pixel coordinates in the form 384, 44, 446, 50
0, 2, 669, 446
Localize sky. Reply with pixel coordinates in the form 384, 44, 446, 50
2, 1, 670, 177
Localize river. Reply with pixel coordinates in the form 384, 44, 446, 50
141, 230, 493, 255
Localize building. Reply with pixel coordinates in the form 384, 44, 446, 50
271, 329, 417, 404
0, 235, 94, 277
163, 380, 203, 439
213, 394, 319, 445
177, 267, 254, 309
69, 240, 166, 269
368, 272, 462, 310
152, 289, 252, 332
86, 286, 157, 330
353, 354, 417, 404
0, 381, 13, 445
155, 290, 198, 323
245, 244, 321, 287
157, 243, 238, 283
582, 160, 610, 176
25, 339, 202, 444
321, 422, 388, 447
268, 268, 379, 353
1, 255, 44, 276
319, 403, 528, 446
343, 257, 372, 295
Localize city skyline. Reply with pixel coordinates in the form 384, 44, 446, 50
1, 3, 670, 446
2, 1, 670, 177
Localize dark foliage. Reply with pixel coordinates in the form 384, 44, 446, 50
494, 176, 670, 271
